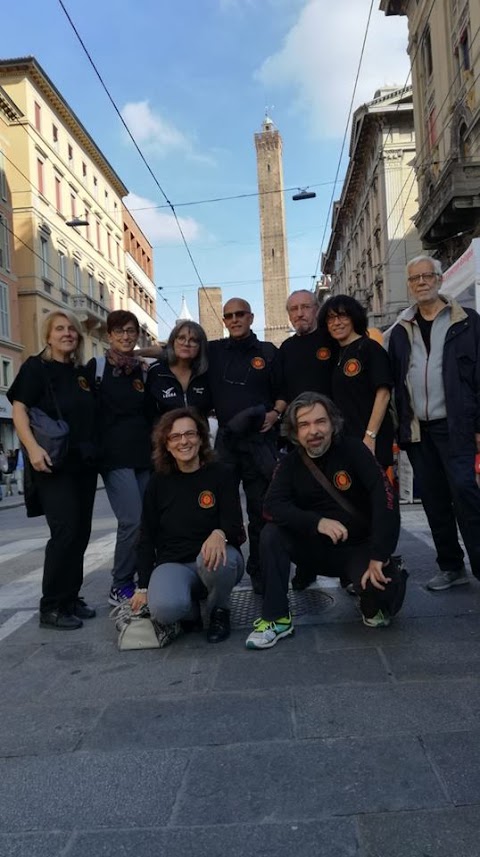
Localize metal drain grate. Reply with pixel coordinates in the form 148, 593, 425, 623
229, 587, 334, 629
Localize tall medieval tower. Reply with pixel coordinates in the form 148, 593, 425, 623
254, 115, 290, 346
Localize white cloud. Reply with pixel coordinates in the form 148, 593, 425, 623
256, 0, 410, 138
124, 193, 202, 245
121, 101, 215, 165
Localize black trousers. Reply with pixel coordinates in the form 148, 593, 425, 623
406, 419, 480, 578
260, 522, 404, 621
35, 468, 97, 612
215, 430, 271, 577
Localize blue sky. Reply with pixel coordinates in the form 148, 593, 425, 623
2, 0, 409, 339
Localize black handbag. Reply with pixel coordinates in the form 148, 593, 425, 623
29, 368, 69, 468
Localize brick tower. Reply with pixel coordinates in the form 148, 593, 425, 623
254, 114, 290, 346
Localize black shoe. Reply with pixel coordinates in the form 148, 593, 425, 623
207, 607, 231, 643
39, 610, 83, 630
72, 597, 96, 620
291, 567, 317, 591
180, 616, 204, 633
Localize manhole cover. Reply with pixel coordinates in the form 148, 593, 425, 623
229, 587, 334, 629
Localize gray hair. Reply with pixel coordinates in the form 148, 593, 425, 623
283, 392, 344, 444
286, 289, 319, 311
40, 310, 85, 366
406, 255, 443, 277
166, 321, 208, 376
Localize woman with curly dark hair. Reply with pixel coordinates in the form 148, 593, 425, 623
131, 407, 245, 645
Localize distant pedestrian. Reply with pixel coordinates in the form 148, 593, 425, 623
389, 254, 480, 591
4, 449, 17, 496
15, 447, 24, 495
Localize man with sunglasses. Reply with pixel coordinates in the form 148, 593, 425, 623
207, 298, 285, 594
389, 255, 480, 591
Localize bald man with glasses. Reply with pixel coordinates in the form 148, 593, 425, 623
389, 255, 480, 591
207, 298, 285, 594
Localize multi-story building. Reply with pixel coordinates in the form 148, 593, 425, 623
198, 286, 224, 340
0, 56, 128, 360
380, 0, 480, 268
0, 85, 23, 447
322, 86, 423, 328
123, 205, 158, 347
254, 115, 290, 346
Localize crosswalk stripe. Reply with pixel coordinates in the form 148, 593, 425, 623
0, 611, 37, 642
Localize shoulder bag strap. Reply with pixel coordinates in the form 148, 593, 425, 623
40, 361, 64, 422
300, 450, 367, 526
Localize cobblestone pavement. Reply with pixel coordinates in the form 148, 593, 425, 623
1, 497, 480, 856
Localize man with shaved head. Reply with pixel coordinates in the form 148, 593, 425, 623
207, 297, 285, 594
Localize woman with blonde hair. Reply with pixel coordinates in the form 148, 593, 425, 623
8, 310, 97, 630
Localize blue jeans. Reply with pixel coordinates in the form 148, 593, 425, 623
406, 419, 480, 578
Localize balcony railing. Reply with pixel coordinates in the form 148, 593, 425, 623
71, 294, 109, 325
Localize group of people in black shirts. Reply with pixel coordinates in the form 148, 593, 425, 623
7, 287, 406, 648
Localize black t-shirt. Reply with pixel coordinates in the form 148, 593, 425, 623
207, 334, 282, 426
8, 355, 96, 469
415, 311, 433, 353
332, 336, 394, 467
136, 461, 246, 586
278, 328, 335, 402
85, 359, 152, 471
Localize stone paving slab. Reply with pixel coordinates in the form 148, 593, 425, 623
358, 805, 480, 857
380, 641, 480, 681
293, 680, 480, 739
423, 730, 480, 805
68, 820, 360, 857
171, 736, 447, 826
81, 690, 293, 752
0, 833, 70, 857
213, 647, 389, 691
0, 749, 189, 833
0, 702, 102, 758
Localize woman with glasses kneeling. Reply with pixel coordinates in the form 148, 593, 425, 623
131, 407, 245, 645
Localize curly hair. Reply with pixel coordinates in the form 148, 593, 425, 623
151, 407, 214, 474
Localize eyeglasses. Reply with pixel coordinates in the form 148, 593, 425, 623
176, 335, 200, 347
326, 311, 349, 324
167, 430, 199, 444
407, 272, 438, 285
223, 310, 250, 321
111, 327, 138, 337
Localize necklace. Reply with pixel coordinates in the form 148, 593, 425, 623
336, 340, 358, 367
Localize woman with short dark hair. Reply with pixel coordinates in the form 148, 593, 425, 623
86, 309, 154, 606
318, 295, 394, 469
131, 407, 245, 646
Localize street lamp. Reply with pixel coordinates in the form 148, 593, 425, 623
292, 188, 316, 201
66, 216, 89, 227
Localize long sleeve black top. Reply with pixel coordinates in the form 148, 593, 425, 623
264, 437, 399, 562
136, 461, 245, 587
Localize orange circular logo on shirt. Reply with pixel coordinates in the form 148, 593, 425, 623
333, 471, 352, 491
343, 358, 361, 377
132, 379, 144, 392
316, 347, 331, 361
198, 490, 216, 509
251, 356, 265, 370
78, 376, 90, 392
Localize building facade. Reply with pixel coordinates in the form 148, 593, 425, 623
0, 56, 128, 361
198, 286, 224, 340
0, 85, 23, 447
123, 205, 158, 347
380, 0, 480, 268
254, 115, 290, 346
322, 87, 423, 328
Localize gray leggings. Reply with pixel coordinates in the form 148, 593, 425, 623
148, 546, 244, 624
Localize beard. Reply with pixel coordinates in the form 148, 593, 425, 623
303, 436, 331, 458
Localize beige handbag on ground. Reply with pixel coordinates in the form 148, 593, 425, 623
110, 602, 160, 650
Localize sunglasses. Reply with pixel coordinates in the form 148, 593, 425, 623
223, 310, 250, 321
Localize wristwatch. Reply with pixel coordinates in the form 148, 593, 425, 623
365, 430, 377, 439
